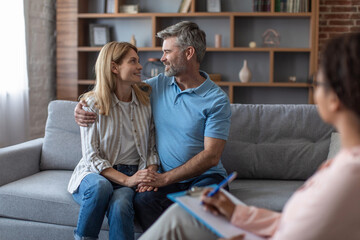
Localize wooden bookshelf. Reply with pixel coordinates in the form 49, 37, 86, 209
57, 0, 318, 104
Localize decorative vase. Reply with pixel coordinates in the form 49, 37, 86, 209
215, 34, 222, 48
239, 60, 252, 83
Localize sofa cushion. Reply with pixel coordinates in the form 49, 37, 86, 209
40, 100, 81, 170
222, 104, 334, 180
229, 179, 304, 212
0, 170, 143, 233
0, 171, 98, 228
327, 132, 341, 159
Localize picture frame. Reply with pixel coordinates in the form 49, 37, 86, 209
89, 24, 110, 47
207, 0, 221, 12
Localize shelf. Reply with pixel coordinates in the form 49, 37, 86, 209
57, 0, 318, 103
79, 79, 311, 88
216, 82, 311, 87
77, 12, 312, 19
77, 46, 311, 52
78, 80, 95, 85
77, 47, 162, 52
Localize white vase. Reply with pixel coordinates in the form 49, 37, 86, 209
239, 60, 252, 83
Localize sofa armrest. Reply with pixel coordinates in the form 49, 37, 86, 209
0, 138, 43, 186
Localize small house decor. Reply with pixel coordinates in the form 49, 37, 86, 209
262, 29, 280, 47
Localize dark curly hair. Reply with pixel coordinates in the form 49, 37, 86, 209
320, 32, 360, 118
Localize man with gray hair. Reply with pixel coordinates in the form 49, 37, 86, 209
74, 21, 231, 230
133, 20, 231, 230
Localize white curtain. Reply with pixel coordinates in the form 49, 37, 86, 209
0, 0, 29, 148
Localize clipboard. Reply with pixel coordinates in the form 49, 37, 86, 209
167, 187, 265, 240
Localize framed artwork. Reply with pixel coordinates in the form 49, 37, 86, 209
207, 0, 221, 12
89, 24, 110, 46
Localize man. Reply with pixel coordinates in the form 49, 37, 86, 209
74, 21, 231, 230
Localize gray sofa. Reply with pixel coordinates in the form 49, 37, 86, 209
0, 100, 335, 240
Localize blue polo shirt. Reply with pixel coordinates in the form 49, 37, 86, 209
145, 71, 231, 181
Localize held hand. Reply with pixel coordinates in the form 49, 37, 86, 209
74, 100, 97, 127
136, 185, 159, 192
201, 188, 236, 221
218, 234, 245, 240
125, 169, 157, 188
137, 172, 168, 188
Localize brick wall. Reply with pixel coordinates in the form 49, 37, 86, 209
319, 0, 360, 52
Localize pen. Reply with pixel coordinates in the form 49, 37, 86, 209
207, 171, 237, 198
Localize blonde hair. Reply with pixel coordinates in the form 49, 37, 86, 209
79, 41, 151, 115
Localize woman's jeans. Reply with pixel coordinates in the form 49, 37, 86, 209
72, 164, 138, 240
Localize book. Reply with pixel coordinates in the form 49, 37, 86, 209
167, 188, 265, 240
106, 0, 115, 13
119, 4, 139, 14
178, 0, 192, 13
275, 0, 281, 12
280, 0, 287, 12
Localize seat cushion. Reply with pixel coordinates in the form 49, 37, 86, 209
229, 179, 304, 212
0, 170, 108, 230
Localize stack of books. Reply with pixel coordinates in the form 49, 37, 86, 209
253, 0, 271, 12
275, 0, 310, 12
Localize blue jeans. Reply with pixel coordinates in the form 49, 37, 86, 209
134, 173, 225, 231
73, 164, 138, 240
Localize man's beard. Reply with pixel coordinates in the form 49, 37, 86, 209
164, 65, 177, 77
164, 61, 186, 77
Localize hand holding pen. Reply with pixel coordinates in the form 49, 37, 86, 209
201, 172, 237, 221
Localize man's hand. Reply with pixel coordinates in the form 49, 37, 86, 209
201, 188, 236, 221
135, 164, 160, 192
125, 169, 157, 188
74, 100, 97, 127
137, 171, 169, 189
218, 234, 245, 240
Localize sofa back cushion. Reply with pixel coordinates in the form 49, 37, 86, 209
222, 104, 334, 180
40, 100, 81, 170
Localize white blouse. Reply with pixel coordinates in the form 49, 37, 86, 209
68, 91, 159, 193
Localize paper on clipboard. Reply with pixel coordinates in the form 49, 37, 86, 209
167, 188, 265, 240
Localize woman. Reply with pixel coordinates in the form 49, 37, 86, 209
67, 41, 159, 240
139, 32, 360, 240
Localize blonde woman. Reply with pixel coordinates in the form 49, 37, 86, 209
68, 42, 159, 240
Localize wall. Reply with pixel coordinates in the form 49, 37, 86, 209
22, 0, 358, 142
318, 0, 360, 52
25, 0, 56, 140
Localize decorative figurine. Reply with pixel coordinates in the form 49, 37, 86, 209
289, 76, 297, 82
262, 29, 280, 47
215, 34, 222, 48
249, 41, 257, 48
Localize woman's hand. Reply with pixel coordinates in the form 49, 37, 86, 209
135, 164, 159, 192
136, 185, 159, 192
201, 188, 236, 221
125, 169, 157, 188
